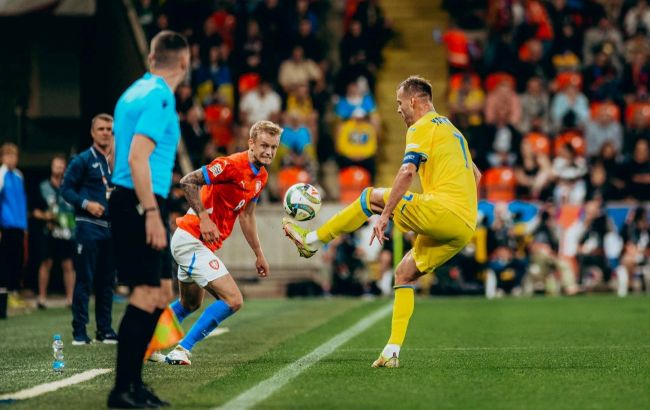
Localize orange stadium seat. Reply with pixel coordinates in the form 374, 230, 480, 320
482, 166, 516, 202
448, 73, 481, 90
238, 73, 260, 95
339, 166, 371, 204
554, 72, 582, 90
625, 101, 650, 126
278, 167, 311, 199
485, 72, 515, 92
590, 102, 620, 121
554, 131, 586, 157
523, 132, 551, 155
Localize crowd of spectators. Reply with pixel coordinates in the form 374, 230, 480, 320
134, 0, 392, 203
431, 0, 649, 297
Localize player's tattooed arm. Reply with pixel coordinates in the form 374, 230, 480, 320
180, 169, 207, 216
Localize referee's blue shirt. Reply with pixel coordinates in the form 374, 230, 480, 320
112, 73, 180, 198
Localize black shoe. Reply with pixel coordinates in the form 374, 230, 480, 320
37, 302, 47, 310
107, 389, 147, 409
96, 330, 119, 344
71, 335, 93, 346
134, 384, 170, 408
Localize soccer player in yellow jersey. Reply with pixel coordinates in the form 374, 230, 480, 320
283, 75, 481, 368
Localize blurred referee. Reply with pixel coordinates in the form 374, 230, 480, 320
107, 31, 189, 408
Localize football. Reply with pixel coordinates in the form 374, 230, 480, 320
283, 183, 322, 221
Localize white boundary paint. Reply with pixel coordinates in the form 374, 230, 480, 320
0, 368, 112, 401
216, 304, 392, 410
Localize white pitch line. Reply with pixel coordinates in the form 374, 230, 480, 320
0, 368, 112, 401
216, 304, 392, 410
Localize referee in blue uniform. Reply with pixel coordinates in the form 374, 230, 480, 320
61, 113, 117, 345
107, 31, 189, 409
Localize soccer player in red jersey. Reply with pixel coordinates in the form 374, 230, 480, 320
157, 120, 281, 365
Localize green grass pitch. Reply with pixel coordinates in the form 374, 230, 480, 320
1, 296, 649, 409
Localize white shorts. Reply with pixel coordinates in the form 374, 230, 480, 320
170, 228, 229, 288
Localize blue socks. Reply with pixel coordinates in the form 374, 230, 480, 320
170, 299, 191, 323
179, 300, 234, 351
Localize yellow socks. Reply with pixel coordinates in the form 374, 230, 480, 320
315, 188, 373, 243
387, 286, 415, 347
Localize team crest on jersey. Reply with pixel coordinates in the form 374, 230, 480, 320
255, 180, 262, 193
209, 163, 224, 177
209, 259, 220, 270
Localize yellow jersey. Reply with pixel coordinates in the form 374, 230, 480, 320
404, 111, 477, 228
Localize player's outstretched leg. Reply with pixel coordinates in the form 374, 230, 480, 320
149, 282, 204, 363
372, 252, 422, 369
283, 187, 376, 258
166, 275, 241, 365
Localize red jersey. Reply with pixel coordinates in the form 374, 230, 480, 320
176, 151, 267, 252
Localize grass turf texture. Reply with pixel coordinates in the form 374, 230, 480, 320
1, 296, 649, 409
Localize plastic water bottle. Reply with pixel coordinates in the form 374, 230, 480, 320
52, 334, 64, 373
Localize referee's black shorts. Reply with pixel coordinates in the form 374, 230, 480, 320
109, 187, 172, 287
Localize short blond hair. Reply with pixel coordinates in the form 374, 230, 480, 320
249, 120, 282, 141
1, 142, 18, 156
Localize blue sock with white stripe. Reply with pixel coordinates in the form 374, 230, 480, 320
170, 299, 191, 323
179, 300, 234, 351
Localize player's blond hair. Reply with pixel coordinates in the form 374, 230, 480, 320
249, 120, 282, 141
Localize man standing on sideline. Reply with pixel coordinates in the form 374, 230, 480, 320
62, 113, 118, 345
0, 143, 28, 319
33, 155, 76, 309
107, 30, 189, 408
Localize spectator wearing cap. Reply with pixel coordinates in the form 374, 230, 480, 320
278, 45, 322, 93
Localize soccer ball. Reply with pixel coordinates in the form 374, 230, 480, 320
283, 183, 322, 221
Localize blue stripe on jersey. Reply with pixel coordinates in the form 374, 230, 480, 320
202, 166, 211, 185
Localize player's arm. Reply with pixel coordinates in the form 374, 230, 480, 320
179, 168, 220, 244
129, 135, 166, 250
239, 200, 269, 277
370, 161, 417, 246
473, 162, 482, 185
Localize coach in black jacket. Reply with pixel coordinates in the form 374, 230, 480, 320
61, 114, 117, 345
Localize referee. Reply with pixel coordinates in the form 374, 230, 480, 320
107, 31, 189, 408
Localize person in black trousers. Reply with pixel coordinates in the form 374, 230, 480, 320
62, 113, 117, 344
107, 31, 189, 408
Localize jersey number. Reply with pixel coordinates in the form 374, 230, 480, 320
453, 132, 469, 168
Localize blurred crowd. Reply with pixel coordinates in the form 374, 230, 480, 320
134, 0, 392, 205
309, 0, 649, 298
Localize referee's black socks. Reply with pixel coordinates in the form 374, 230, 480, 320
114, 305, 164, 392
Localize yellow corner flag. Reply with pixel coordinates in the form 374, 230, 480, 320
144, 306, 185, 361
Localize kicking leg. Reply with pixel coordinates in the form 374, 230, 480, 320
372, 251, 423, 368
167, 275, 241, 365
283, 187, 387, 258
170, 281, 204, 323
